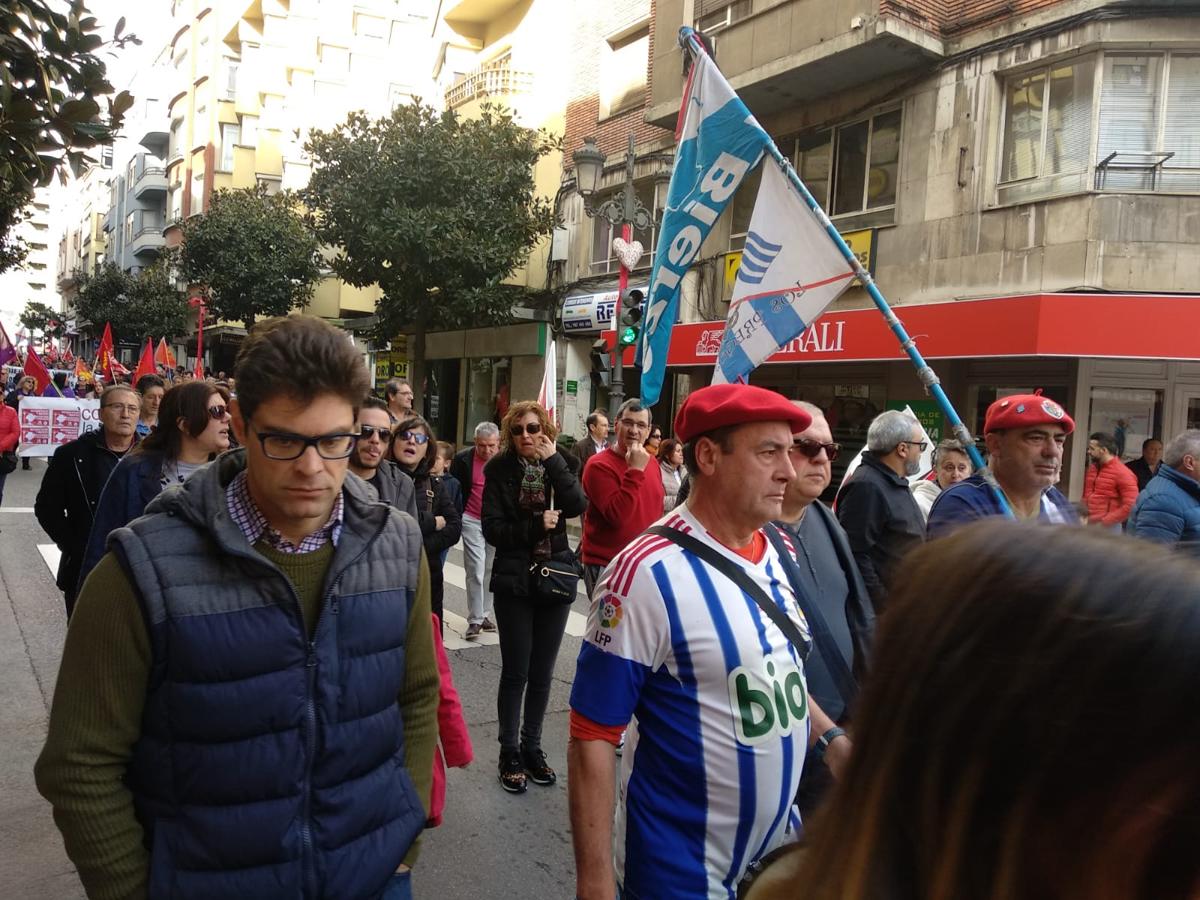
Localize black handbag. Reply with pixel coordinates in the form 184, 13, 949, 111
528, 551, 581, 605
0, 451, 17, 475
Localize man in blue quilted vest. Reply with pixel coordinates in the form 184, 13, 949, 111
36, 315, 440, 900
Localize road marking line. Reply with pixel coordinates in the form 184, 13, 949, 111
0, 507, 36, 513
39, 543, 61, 575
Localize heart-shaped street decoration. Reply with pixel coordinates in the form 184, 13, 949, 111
612, 237, 644, 270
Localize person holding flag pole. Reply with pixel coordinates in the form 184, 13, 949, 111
638, 26, 1011, 519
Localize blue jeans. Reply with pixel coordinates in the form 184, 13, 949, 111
380, 870, 412, 900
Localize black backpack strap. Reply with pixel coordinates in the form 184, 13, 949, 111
646, 525, 809, 660
764, 523, 858, 710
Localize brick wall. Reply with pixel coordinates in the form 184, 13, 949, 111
881, 0, 1074, 36
562, 0, 673, 167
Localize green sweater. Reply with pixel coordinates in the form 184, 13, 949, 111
35, 540, 439, 900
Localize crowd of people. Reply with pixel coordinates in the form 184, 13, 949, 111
9, 314, 1199, 900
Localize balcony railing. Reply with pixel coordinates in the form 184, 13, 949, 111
444, 63, 533, 110
133, 165, 168, 198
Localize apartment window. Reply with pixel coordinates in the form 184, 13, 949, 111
590, 179, 665, 274
354, 13, 386, 42
127, 158, 138, 185
169, 118, 184, 161
219, 123, 239, 171
191, 172, 204, 215
256, 175, 282, 195
599, 25, 649, 119
240, 114, 259, 146
124, 212, 135, 243
169, 186, 183, 222
320, 44, 349, 74
728, 165, 762, 250
696, 0, 752, 34
221, 59, 239, 100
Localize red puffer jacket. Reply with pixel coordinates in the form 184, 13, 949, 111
1083, 457, 1139, 526
0, 403, 18, 453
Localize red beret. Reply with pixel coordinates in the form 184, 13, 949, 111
673, 383, 812, 443
984, 391, 1075, 435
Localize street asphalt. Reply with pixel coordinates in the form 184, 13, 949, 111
0, 459, 595, 899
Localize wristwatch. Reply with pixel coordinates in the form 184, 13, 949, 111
811, 726, 847, 762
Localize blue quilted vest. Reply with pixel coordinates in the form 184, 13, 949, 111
109, 451, 427, 900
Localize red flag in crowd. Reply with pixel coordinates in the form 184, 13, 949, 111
133, 338, 156, 383
45, 342, 59, 366
0, 321, 15, 368
62, 347, 75, 365
154, 337, 177, 369
24, 346, 56, 395
193, 356, 204, 379
75, 356, 93, 382
110, 357, 131, 380
96, 322, 115, 379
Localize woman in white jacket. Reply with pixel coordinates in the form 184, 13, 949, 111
659, 438, 686, 512
911, 438, 973, 521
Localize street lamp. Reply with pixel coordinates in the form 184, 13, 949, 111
571, 133, 659, 421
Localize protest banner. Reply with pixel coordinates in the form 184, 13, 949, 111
16, 397, 103, 457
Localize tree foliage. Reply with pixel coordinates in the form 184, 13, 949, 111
19, 300, 63, 342
74, 261, 188, 344
173, 187, 322, 330
302, 102, 559, 405
0, 1, 137, 272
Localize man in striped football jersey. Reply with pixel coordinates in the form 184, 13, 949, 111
568, 383, 851, 900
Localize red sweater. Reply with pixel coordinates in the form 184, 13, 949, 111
581, 446, 665, 566
1083, 456, 1139, 526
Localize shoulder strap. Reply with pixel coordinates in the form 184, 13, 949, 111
647, 525, 809, 660
764, 523, 858, 710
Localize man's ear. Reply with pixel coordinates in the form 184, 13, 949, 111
692, 435, 721, 477
230, 398, 247, 445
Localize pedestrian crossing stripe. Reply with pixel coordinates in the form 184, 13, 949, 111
36, 544, 588, 650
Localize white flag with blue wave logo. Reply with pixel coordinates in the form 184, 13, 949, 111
712, 161, 857, 385
637, 48, 770, 406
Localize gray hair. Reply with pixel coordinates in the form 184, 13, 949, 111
617, 397, 652, 424
1163, 429, 1200, 468
793, 400, 825, 425
473, 421, 499, 440
866, 409, 920, 453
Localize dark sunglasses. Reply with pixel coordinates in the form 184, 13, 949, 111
358, 424, 393, 442
792, 438, 841, 462
397, 430, 430, 445
510, 422, 542, 437
207, 405, 229, 420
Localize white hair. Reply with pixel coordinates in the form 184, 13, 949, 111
1164, 430, 1200, 469
474, 421, 499, 440
866, 409, 919, 453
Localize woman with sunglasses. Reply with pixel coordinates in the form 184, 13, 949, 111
644, 426, 663, 458
481, 400, 587, 794
78, 382, 232, 588
659, 437, 687, 512
6, 374, 38, 469
391, 415, 462, 629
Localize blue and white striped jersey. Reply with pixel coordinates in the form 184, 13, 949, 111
570, 506, 812, 900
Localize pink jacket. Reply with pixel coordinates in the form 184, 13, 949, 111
428, 614, 473, 827
0, 404, 18, 453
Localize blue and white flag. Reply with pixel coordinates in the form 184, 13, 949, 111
638, 45, 770, 406
712, 161, 857, 386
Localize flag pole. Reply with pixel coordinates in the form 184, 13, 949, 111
678, 26, 1012, 519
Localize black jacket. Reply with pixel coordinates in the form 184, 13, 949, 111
448, 447, 481, 511
481, 449, 587, 598
34, 428, 130, 604
397, 458, 462, 561
834, 452, 925, 614
357, 460, 419, 522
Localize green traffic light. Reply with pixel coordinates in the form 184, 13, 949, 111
619, 326, 638, 346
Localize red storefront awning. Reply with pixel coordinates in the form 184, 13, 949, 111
604, 293, 1200, 366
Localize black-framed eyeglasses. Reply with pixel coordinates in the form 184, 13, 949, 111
358, 424, 393, 443
207, 405, 229, 421
792, 439, 841, 462
250, 423, 358, 460
510, 422, 542, 437
397, 430, 430, 445
901, 440, 929, 453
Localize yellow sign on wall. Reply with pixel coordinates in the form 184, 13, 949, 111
724, 228, 876, 292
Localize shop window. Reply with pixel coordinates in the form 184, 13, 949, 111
464, 357, 511, 443
1087, 387, 1163, 461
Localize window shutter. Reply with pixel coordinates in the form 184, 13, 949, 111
1097, 55, 1163, 189
1044, 61, 1093, 176
1163, 54, 1200, 191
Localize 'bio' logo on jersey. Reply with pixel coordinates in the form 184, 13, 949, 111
729, 659, 808, 746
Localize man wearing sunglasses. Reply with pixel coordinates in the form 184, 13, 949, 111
775, 402, 874, 816
37, 316, 439, 900
834, 409, 927, 615
349, 396, 419, 522
34, 383, 140, 618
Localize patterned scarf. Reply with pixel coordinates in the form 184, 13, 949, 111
517, 457, 552, 561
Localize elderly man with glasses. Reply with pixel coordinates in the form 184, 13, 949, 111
834, 408, 926, 615
35, 383, 140, 618
579, 398, 665, 598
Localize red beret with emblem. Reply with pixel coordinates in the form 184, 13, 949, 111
983, 390, 1075, 435
674, 383, 812, 443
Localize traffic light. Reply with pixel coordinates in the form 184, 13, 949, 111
589, 338, 610, 389
619, 288, 644, 347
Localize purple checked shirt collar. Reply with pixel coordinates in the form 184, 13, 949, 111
225, 470, 344, 553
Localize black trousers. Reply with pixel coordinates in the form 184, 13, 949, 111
493, 591, 571, 754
